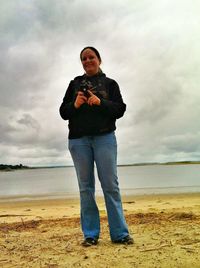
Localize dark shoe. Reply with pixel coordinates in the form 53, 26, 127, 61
82, 238, 98, 247
113, 235, 134, 245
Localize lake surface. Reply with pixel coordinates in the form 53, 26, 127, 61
0, 165, 200, 201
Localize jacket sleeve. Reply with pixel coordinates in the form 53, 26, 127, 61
59, 81, 78, 120
99, 79, 126, 119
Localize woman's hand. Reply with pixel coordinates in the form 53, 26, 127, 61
74, 92, 87, 109
87, 90, 101, 106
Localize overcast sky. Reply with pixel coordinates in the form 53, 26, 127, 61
1, 0, 200, 166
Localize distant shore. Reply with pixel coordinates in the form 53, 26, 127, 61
0, 164, 29, 171
120, 160, 200, 166
1, 161, 200, 171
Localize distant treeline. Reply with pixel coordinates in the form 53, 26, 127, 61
1, 161, 200, 171
163, 161, 200, 165
0, 164, 29, 171
119, 160, 200, 166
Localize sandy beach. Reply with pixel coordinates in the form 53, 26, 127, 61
0, 193, 200, 268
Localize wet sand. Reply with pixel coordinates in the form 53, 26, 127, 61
0, 193, 200, 268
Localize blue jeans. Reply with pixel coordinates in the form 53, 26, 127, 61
68, 132, 129, 241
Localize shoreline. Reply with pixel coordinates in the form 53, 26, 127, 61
0, 186, 200, 203
0, 192, 200, 222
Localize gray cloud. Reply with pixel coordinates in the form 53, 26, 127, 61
1, 0, 200, 166
17, 114, 40, 130
162, 132, 200, 153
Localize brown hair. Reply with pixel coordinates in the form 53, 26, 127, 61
80, 47, 102, 63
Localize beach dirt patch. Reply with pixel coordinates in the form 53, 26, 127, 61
0, 211, 200, 268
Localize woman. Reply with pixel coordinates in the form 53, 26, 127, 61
59, 47, 133, 246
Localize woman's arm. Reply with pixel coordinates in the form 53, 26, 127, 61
59, 81, 78, 120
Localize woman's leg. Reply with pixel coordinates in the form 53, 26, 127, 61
69, 137, 100, 239
93, 132, 129, 241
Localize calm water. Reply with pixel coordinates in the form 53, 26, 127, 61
0, 165, 200, 201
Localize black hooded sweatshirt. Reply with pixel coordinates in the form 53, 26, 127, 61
59, 72, 126, 139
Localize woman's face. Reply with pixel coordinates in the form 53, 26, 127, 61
81, 49, 101, 76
